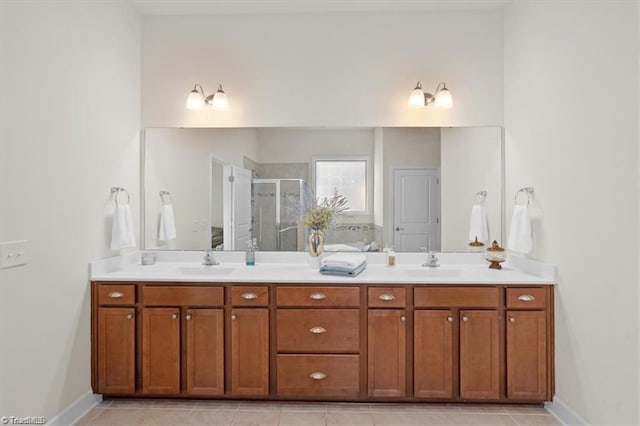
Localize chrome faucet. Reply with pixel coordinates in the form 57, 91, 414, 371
202, 249, 220, 266
420, 246, 440, 268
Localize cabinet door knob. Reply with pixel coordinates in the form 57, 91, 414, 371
127, 313, 134, 320
309, 292, 327, 300
231, 314, 237, 321
309, 372, 327, 381
447, 316, 454, 323
186, 314, 192, 321
509, 317, 516, 323
461, 316, 469, 322
242, 292, 257, 300
400, 316, 406, 322
518, 294, 535, 302
108, 291, 124, 298
379, 294, 395, 301
309, 326, 326, 334
171, 314, 178, 320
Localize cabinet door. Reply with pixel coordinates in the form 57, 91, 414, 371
507, 311, 547, 400
368, 310, 406, 397
97, 307, 135, 394
185, 308, 224, 395
142, 308, 180, 394
414, 310, 453, 399
231, 308, 269, 396
459, 310, 499, 400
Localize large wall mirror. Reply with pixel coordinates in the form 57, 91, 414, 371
143, 127, 503, 253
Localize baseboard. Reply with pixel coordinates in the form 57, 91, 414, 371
47, 391, 102, 425
545, 397, 588, 425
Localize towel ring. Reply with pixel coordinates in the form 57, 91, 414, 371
111, 186, 130, 205
474, 190, 487, 205
515, 187, 534, 206
159, 190, 172, 205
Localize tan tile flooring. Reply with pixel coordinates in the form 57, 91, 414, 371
76, 400, 561, 426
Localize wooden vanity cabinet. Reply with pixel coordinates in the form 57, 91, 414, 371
96, 307, 136, 394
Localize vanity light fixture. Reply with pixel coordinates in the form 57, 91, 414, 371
408, 81, 453, 109
186, 83, 229, 111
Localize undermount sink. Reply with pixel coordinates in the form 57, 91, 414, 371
176, 266, 235, 276
404, 267, 463, 278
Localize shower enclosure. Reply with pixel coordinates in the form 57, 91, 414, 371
252, 179, 306, 251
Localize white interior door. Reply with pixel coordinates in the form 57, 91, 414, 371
223, 165, 252, 251
393, 168, 441, 252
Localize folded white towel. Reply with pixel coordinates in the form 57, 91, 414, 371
158, 204, 177, 241
468, 204, 489, 245
321, 253, 367, 269
111, 204, 136, 250
507, 205, 533, 254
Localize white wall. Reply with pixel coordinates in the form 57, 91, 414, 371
441, 127, 502, 251
144, 128, 258, 249
504, 2, 639, 424
381, 127, 441, 247
0, 1, 140, 420
141, 11, 503, 128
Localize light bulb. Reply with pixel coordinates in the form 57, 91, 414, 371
408, 84, 425, 108
435, 87, 453, 109
186, 89, 204, 110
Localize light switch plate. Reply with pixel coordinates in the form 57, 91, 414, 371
0, 240, 28, 269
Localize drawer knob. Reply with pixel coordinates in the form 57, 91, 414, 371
171, 314, 178, 320
379, 294, 395, 301
186, 314, 192, 321
461, 315, 469, 322
127, 313, 134, 320
400, 316, 406, 322
447, 316, 454, 323
231, 314, 237, 321
509, 317, 516, 323
518, 294, 535, 302
108, 291, 124, 298
309, 372, 327, 381
309, 292, 327, 300
309, 326, 327, 334
241, 292, 257, 300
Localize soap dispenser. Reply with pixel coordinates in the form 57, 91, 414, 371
246, 238, 256, 266
386, 246, 396, 267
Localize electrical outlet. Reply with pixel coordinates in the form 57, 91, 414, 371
0, 240, 28, 269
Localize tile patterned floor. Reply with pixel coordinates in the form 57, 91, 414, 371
76, 400, 561, 426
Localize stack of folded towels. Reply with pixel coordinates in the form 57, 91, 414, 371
320, 253, 367, 277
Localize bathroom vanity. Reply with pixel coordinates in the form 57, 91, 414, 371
90, 252, 554, 404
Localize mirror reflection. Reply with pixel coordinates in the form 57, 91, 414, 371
144, 127, 503, 252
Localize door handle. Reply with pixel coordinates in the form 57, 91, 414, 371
395, 227, 404, 231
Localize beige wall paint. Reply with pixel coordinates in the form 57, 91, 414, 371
504, 2, 639, 424
0, 1, 140, 420
141, 11, 504, 128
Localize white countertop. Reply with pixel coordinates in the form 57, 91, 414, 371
90, 251, 555, 285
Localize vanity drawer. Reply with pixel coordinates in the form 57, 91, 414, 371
141, 286, 224, 306
277, 286, 360, 307
368, 287, 406, 308
231, 286, 269, 306
414, 287, 499, 308
506, 287, 547, 309
277, 354, 360, 397
97, 284, 135, 305
277, 309, 359, 353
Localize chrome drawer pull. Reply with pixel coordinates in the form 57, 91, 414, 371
310, 326, 327, 334
379, 294, 395, 301
310, 372, 327, 380
309, 292, 327, 300
241, 292, 257, 300
518, 294, 535, 302
108, 291, 124, 298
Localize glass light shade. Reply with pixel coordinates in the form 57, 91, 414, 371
408, 87, 426, 108
186, 90, 204, 110
435, 88, 453, 109
211, 90, 229, 111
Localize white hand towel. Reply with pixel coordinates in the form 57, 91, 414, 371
468, 204, 489, 244
158, 204, 177, 241
111, 204, 136, 250
321, 253, 367, 269
507, 205, 533, 254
